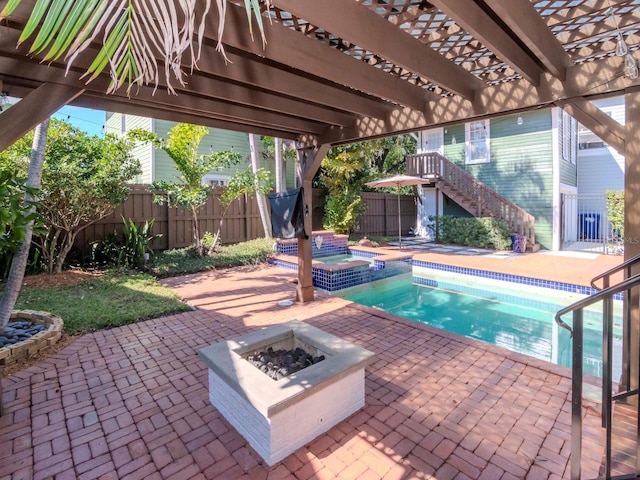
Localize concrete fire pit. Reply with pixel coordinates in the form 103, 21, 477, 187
198, 320, 376, 465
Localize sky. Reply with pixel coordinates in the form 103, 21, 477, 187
52, 105, 106, 137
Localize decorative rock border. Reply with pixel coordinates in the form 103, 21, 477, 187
0, 310, 63, 365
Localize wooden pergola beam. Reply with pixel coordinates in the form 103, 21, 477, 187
0, 83, 83, 151
312, 56, 639, 145
71, 95, 297, 139
270, 0, 483, 100
0, 59, 329, 137
0, 55, 353, 130
482, 0, 570, 80
431, 0, 543, 85
205, 2, 434, 111
198, 44, 389, 119
558, 97, 626, 155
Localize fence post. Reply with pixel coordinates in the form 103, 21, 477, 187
244, 194, 249, 241
167, 204, 175, 250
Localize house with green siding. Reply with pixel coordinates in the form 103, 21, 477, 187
105, 113, 297, 187
415, 107, 578, 250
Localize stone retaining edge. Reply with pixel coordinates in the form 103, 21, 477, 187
0, 310, 64, 365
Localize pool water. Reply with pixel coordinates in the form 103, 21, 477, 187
339, 272, 622, 379
317, 254, 373, 265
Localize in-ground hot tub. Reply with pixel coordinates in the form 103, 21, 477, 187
198, 320, 376, 465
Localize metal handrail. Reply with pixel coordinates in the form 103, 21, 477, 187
555, 273, 640, 334
555, 272, 640, 480
590, 252, 640, 290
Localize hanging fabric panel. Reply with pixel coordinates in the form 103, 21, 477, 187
268, 187, 307, 239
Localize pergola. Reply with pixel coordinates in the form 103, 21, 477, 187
0, 0, 639, 304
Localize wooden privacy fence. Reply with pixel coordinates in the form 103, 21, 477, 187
355, 191, 418, 237
74, 186, 417, 255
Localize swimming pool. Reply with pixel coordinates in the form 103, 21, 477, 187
337, 270, 623, 379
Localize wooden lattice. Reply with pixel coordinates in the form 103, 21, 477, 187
257, 0, 639, 95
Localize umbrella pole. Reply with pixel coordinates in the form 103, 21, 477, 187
397, 186, 402, 249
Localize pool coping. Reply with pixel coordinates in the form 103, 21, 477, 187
412, 259, 623, 300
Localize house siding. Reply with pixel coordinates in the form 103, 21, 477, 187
577, 96, 625, 211
109, 114, 298, 189
152, 121, 254, 182
445, 110, 555, 249
106, 113, 153, 183
559, 159, 577, 187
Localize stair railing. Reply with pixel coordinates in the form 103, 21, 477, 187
406, 152, 536, 245
555, 271, 640, 480
590, 252, 640, 422
591, 252, 640, 290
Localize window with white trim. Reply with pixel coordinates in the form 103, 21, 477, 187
203, 174, 230, 187
465, 120, 490, 164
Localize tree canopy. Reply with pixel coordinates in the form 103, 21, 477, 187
0, 119, 141, 272
318, 135, 417, 234
132, 123, 244, 256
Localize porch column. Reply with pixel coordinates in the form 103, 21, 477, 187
624, 88, 640, 391
295, 144, 330, 303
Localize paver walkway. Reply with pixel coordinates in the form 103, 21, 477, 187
1, 262, 609, 479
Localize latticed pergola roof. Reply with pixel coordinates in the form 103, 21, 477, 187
0, 0, 638, 151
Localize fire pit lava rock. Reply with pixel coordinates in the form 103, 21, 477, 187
198, 320, 376, 466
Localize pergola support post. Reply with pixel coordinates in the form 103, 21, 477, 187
295, 143, 330, 303
624, 88, 640, 393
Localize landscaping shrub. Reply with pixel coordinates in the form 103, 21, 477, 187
606, 190, 624, 239
428, 216, 512, 250
92, 217, 160, 269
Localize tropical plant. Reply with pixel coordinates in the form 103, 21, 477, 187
93, 217, 161, 269
315, 135, 417, 234
132, 123, 243, 257
0, 119, 48, 333
208, 167, 272, 253
606, 190, 624, 239
0, 0, 268, 95
0, 168, 40, 258
121, 217, 161, 268
319, 149, 372, 234
0, 119, 141, 273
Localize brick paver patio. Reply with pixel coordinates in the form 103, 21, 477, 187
1, 263, 607, 479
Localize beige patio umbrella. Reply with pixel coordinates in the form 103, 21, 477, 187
365, 175, 432, 249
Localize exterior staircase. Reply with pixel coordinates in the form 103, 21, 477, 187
406, 152, 539, 250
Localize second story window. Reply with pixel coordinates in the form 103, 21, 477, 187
465, 119, 490, 164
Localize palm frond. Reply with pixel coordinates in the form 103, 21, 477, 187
0, 0, 269, 95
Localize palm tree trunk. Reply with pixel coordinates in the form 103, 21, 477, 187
0, 119, 49, 332
249, 134, 272, 238
275, 137, 285, 192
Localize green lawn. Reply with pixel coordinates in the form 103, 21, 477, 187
12, 272, 191, 335
148, 237, 275, 277
2, 238, 277, 336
